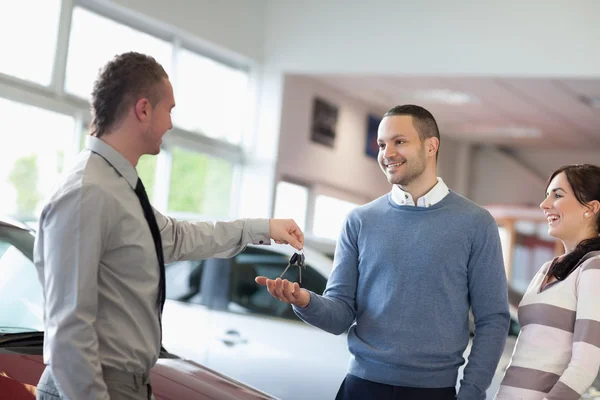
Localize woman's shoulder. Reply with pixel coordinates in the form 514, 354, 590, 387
577, 251, 600, 272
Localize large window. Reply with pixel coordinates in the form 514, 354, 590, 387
2, 2, 252, 223
137, 156, 158, 202
273, 181, 309, 232
173, 49, 249, 145
0, 0, 62, 86
79, 131, 157, 199
168, 147, 234, 218
65, 7, 173, 99
312, 195, 360, 241
0, 98, 75, 221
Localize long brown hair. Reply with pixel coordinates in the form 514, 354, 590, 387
547, 164, 600, 280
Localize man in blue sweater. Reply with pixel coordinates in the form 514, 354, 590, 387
256, 104, 510, 400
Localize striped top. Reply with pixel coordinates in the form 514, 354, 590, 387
496, 251, 600, 400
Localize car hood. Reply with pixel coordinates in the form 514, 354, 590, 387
151, 358, 275, 400
0, 352, 275, 400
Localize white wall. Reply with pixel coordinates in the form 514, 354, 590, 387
264, 0, 600, 77
512, 149, 600, 178
470, 146, 546, 207
276, 75, 460, 204
111, 0, 267, 61
437, 138, 459, 193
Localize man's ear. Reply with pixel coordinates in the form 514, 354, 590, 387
427, 137, 439, 158
134, 98, 151, 121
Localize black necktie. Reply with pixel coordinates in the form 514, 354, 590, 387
134, 178, 166, 323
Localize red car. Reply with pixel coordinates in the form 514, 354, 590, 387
0, 217, 275, 400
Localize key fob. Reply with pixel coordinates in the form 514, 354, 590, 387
297, 252, 305, 267
289, 253, 299, 265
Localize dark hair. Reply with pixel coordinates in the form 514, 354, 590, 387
383, 104, 441, 160
547, 164, 600, 280
90, 52, 168, 138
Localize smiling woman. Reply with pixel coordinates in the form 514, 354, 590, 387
496, 164, 600, 400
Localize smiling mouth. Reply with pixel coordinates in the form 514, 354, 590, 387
386, 161, 406, 169
547, 215, 559, 225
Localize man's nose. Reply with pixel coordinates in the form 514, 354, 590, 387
384, 145, 397, 159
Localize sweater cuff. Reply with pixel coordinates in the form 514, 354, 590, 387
292, 291, 320, 317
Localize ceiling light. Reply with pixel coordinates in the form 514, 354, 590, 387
461, 125, 543, 138
413, 89, 477, 105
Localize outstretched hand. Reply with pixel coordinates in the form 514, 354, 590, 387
269, 219, 304, 251
255, 276, 311, 308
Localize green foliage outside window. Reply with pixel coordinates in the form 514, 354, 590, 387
168, 147, 232, 217
8, 154, 41, 220
80, 131, 157, 200
136, 155, 157, 201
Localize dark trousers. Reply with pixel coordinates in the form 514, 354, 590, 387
335, 374, 456, 400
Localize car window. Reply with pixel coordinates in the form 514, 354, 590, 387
0, 242, 10, 257
0, 229, 44, 333
165, 260, 205, 304
228, 247, 327, 321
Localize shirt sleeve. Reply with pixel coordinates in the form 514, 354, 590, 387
544, 257, 600, 400
35, 184, 111, 400
154, 210, 271, 263
458, 217, 510, 400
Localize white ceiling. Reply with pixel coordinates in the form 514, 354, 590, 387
312, 75, 600, 149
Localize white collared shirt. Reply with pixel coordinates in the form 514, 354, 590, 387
390, 177, 449, 207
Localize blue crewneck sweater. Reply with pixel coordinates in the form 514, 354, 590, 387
294, 191, 509, 400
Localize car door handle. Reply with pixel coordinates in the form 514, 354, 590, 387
217, 330, 248, 347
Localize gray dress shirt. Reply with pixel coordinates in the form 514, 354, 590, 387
34, 136, 270, 400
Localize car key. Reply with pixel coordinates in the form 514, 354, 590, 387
297, 250, 305, 283
279, 250, 306, 283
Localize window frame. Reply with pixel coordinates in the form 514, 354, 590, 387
0, 0, 253, 222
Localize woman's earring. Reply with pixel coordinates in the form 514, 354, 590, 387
585, 212, 590, 218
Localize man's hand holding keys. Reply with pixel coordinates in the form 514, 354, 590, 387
255, 249, 311, 308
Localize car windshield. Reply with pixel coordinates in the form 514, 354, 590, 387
0, 224, 44, 334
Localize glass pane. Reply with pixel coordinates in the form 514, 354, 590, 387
228, 247, 326, 321
0, 0, 61, 85
65, 7, 173, 99
312, 195, 360, 240
0, 98, 75, 222
168, 147, 233, 217
79, 130, 157, 200
273, 182, 308, 232
136, 155, 157, 201
173, 49, 249, 145
79, 130, 89, 152
510, 221, 556, 293
497, 225, 511, 276
165, 260, 204, 303
0, 226, 44, 333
